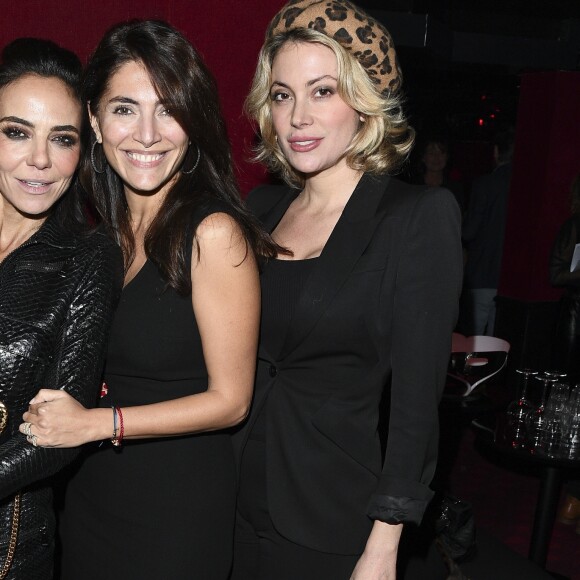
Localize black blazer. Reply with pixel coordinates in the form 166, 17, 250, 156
234, 173, 462, 554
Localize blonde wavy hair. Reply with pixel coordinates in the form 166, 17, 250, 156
245, 28, 415, 187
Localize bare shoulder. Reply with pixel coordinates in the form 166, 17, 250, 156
195, 211, 244, 243
192, 212, 251, 268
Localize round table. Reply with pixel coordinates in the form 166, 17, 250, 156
474, 417, 580, 568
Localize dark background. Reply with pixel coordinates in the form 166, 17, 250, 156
1, 0, 579, 305
2, 0, 579, 188
361, 0, 580, 140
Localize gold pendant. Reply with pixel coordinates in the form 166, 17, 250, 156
0, 401, 8, 434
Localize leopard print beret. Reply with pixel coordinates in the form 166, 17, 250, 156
268, 0, 402, 95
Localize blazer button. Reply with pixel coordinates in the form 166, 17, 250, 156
269, 365, 278, 377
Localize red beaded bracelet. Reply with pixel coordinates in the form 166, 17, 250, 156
111, 406, 124, 447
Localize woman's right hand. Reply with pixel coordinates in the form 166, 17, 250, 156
20, 389, 108, 448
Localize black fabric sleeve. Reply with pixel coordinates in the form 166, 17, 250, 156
368, 188, 463, 524
0, 239, 123, 499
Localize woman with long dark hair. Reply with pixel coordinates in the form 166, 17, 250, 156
23, 20, 274, 579
0, 38, 122, 579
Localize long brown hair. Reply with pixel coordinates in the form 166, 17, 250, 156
81, 20, 278, 294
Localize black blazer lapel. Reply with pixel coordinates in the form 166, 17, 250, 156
279, 173, 392, 359
249, 186, 299, 232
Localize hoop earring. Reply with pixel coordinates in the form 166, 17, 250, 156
91, 141, 105, 174
182, 145, 201, 175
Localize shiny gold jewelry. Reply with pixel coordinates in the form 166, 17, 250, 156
0, 402, 7, 433
0, 402, 19, 579
0, 493, 21, 578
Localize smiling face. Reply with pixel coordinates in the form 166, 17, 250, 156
0, 74, 81, 219
269, 41, 361, 180
91, 60, 189, 198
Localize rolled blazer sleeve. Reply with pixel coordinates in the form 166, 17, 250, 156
368, 188, 462, 524
0, 239, 123, 499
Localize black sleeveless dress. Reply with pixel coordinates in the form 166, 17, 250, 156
60, 239, 236, 579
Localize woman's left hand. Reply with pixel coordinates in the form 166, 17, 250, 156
19, 389, 92, 448
350, 551, 396, 580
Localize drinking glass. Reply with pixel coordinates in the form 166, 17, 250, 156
539, 382, 569, 457
526, 371, 566, 452
505, 368, 537, 447
561, 385, 580, 459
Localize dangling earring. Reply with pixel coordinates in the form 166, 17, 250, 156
182, 145, 201, 175
91, 141, 105, 174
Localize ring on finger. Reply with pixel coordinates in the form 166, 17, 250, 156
27, 434, 38, 447
22, 422, 33, 436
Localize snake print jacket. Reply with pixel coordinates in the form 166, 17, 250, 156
0, 214, 123, 578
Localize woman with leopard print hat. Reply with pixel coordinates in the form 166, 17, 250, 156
231, 1, 462, 579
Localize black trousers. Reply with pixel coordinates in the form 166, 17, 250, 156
231, 439, 449, 580
551, 296, 580, 500
551, 295, 580, 381
230, 439, 359, 580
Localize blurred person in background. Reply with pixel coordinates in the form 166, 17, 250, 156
459, 128, 514, 336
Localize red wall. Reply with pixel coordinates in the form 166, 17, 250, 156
1, 0, 286, 194
499, 71, 580, 302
